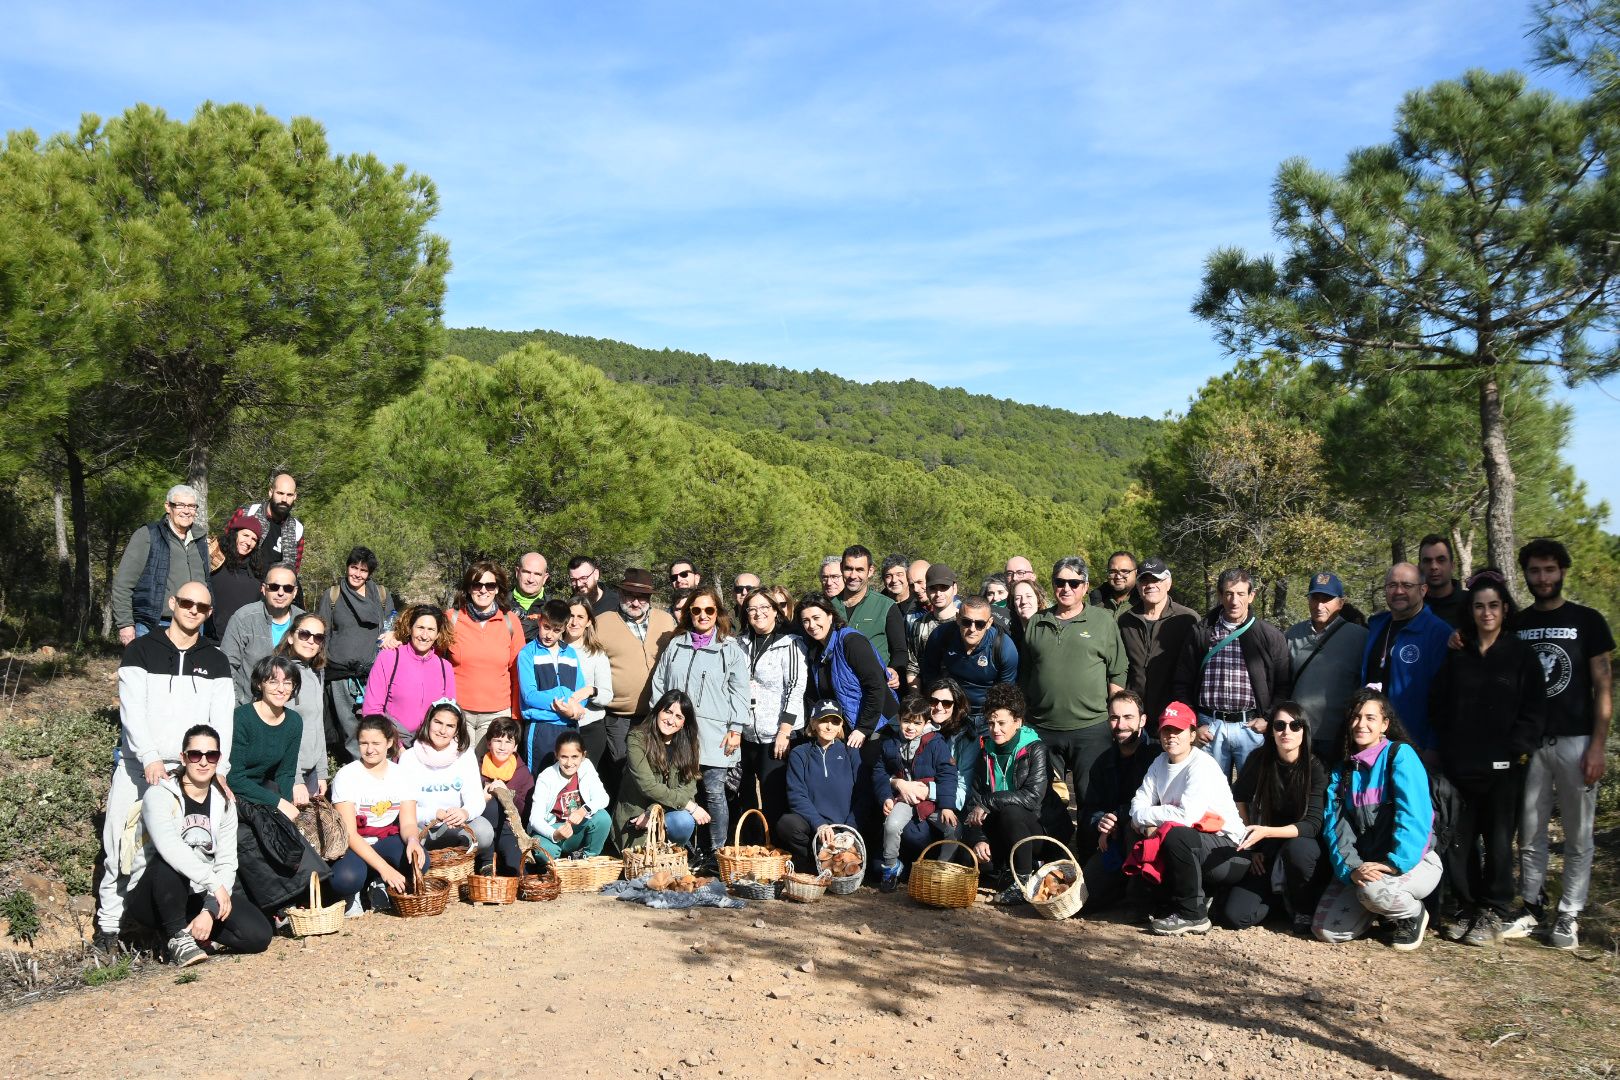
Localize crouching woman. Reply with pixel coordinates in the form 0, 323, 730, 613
129, 725, 273, 966
330, 715, 428, 913
1313, 690, 1440, 951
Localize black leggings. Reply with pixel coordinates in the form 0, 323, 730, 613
1159, 826, 1242, 920
981, 804, 1043, 878
1216, 835, 1327, 928
127, 857, 273, 954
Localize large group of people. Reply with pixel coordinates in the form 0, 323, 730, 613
95, 473, 1612, 975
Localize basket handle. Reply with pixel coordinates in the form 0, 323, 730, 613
812, 822, 867, 861
733, 806, 771, 847
453, 822, 478, 854
917, 837, 979, 869
410, 862, 423, 897
645, 803, 666, 847
1009, 834, 1075, 892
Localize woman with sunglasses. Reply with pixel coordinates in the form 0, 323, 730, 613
649, 584, 750, 860
925, 678, 975, 825
738, 587, 808, 825
446, 559, 526, 755
1220, 701, 1328, 932
128, 724, 273, 967
275, 612, 331, 802
363, 605, 456, 747
1428, 568, 1547, 946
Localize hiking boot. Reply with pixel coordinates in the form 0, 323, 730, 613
1500, 900, 1543, 940
1149, 912, 1212, 936
166, 931, 207, 968
993, 883, 1025, 906
1390, 908, 1429, 952
1437, 912, 1473, 943
1462, 910, 1505, 947
1545, 912, 1579, 951
1291, 912, 1314, 937
90, 928, 122, 953
878, 864, 902, 894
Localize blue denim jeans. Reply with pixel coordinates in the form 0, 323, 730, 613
662, 809, 698, 845
1199, 713, 1263, 781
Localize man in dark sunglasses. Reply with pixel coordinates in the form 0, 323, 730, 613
220, 565, 306, 704
97, 580, 236, 952
919, 595, 1018, 721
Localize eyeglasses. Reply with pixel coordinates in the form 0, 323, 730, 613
1053, 578, 1085, 590
957, 617, 989, 631
672, 569, 695, 579
183, 749, 222, 764
265, 582, 297, 594
263, 676, 296, 688
167, 501, 198, 511
746, 605, 774, 616
928, 698, 954, 710
689, 605, 717, 616
294, 628, 327, 644
1271, 719, 1304, 733
173, 597, 212, 614
1386, 580, 1422, 591
1107, 568, 1135, 578
471, 579, 499, 591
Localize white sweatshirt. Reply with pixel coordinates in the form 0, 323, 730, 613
1129, 750, 1246, 842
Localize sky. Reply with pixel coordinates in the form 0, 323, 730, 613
4, 0, 1618, 522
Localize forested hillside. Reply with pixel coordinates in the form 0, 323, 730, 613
444, 328, 1161, 515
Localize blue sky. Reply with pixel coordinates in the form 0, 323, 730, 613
4, 1, 1617, 523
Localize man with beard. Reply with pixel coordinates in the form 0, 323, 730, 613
237, 472, 304, 575
1088, 551, 1139, 618
921, 594, 1018, 718
1078, 691, 1161, 902
834, 545, 907, 687
1507, 538, 1614, 950
906, 565, 960, 690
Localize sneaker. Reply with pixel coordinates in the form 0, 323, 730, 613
1500, 902, 1542, 940
365, 880, 392, 914
166, 931, 208, 968
992, 883, 1025, 906
344, 895, 365, 919
1291, 912, 1314, 937
1545, 912, 1579, 951
878, 864, 902, 894
90, 928, 122, 953
1390, 907, 1429, 952
1437, 912, 1473, 943
1462, 911, 1505, 947
1149, 912, 1212, 936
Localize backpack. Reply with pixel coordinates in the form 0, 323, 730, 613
1337, 742, 1456, 855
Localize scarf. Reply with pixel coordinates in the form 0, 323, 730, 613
690, 629, 716, 650
414, 739, 460, 770
482, 752, 517, 782
983, 725, 1039, 793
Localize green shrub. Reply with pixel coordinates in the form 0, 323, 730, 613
2, 888, 40, 944
84, 955, 131, 986
0, 708, 117, 894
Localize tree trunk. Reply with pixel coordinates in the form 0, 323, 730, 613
1390, 534, 1406, 566
53, 475, 71, 628
1477, 372, 1521, 600
1272, 577, 1289, 623
1452, 525, 1475, 582
187, 438, 211, 528
57, 438, 94, 641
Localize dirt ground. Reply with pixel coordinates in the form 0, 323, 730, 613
4, 883, 1618, 1080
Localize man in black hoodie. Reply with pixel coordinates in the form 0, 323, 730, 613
1079, 690, 1161, 908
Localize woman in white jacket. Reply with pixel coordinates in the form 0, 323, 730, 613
1129, 702, 1247, 937
738, 587, 807, 828
400, 701, 494, 856
128, 724, 273, 966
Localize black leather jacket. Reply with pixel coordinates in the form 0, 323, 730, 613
965, 736, 1051, 816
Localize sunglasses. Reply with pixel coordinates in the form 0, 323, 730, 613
928, 698, 954, 710
173, 597, 213, 614
1053, 578, 1085, 590
957, 617, 990, 631
471, 579, 499, 591
183, 749, 222, 764
689, 605, 717, 616
294, 628, 327, 644
265, 582, 297, 594
1271, 719, 1305, 733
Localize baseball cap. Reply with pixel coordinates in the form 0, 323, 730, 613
807, 701, 847, 725
1158, 702, 1196, 732
1307, 571, 1344, 599
925, 565, 958, 589
1137, 557, 1170, 582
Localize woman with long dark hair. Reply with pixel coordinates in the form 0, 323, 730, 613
797, 593, 898, 750
1429, 568, 1547, 946
1220, 700, 1329, 931
612, 689, 708, 852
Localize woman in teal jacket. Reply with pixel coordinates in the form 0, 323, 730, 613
1314, 690, 1439, 951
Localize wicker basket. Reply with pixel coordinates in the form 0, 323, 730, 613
728, 877, 776, 901
1011, 835, 1086, 921
813, 824, 867, 896
517, 854, 562, 902
716, 808, 793, 885
462, 853, 519, 905
622, 805, 689, 880
389, 864, 451, 918
423, 823, 478, 886
553, 855, 623, 893
908, 839, 979, 909
779, 870, 833, 904
286, 872, 345, 937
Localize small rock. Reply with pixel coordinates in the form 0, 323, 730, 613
554, 972, 572, 981
753, 919, 767, 929
767, 988, 787, 999
682, 1054, 704, 1067
727, 971, 738, 982
1301, 988, 1324, 1004
856, 924, 871, 935
798, 960, 816, 973
545, 1005, 558, 1014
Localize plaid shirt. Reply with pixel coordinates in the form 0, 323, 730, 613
1199, 618, 1256, 713
624, 611, 649, 643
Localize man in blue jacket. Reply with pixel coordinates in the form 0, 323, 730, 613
921, 595, 1019, 717
1360, 563, 1452, 750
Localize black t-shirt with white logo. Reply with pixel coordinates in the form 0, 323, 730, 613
1515, 602, 1615, 738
